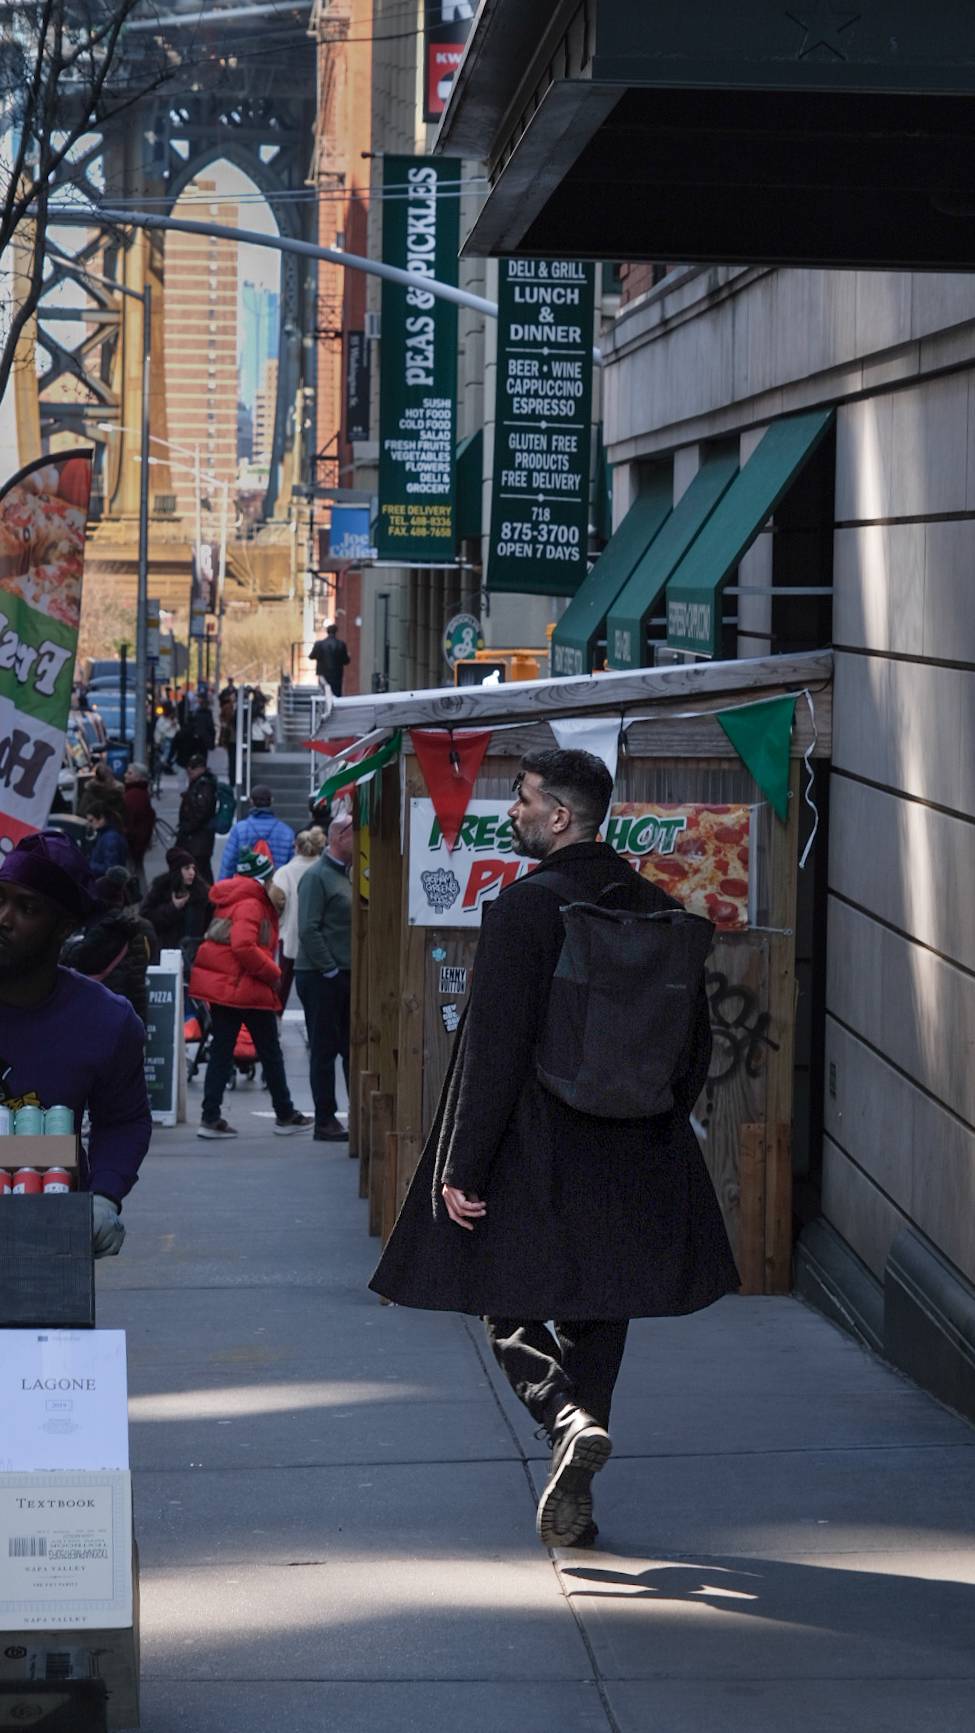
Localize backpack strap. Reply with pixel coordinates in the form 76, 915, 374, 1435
530, 866, 630, 907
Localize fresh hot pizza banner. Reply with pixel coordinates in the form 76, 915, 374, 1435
408, 798, 753, 930
0, 451, 92, 854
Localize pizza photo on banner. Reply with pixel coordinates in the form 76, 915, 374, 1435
0, 450, 92, 852
605, 803, 754, 931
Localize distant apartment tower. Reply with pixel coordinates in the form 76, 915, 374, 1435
240, 282, 280, 407
252, 358, 279, 468
164, 180, 239, 522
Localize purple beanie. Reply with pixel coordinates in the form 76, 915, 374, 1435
0, 830, 100, 919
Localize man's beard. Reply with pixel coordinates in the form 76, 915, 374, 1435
510, 819, 552, 861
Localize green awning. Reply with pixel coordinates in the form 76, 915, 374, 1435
550, 469, 673, 676
665, 408, 835, 657
456, 430, 483, 542
606, 450, 739, 670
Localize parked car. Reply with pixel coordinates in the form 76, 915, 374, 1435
84, 659, 122, 686
88, 689, 137, 738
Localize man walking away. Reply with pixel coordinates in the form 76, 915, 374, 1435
370, 749, 738, 1549
310, 623, 351, 696
219, 785, 295, 878
176, 753, 217, 883
189, 848, 312, 1140
295, 814, 353, 1142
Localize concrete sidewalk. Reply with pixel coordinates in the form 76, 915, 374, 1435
95, 997, 975, 1733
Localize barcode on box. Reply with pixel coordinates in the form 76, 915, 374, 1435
45, 1653, 73, 1679
9, 1536, 47, 1557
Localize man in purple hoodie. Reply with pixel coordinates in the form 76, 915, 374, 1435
0, 831, 152, 1256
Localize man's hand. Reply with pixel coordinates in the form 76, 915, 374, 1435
91, 1194, 125, 1258
441, 1185, 486, 1231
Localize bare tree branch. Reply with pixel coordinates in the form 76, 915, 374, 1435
0, 0, 176, 407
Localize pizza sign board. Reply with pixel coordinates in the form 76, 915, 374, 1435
408, 799, 754, 929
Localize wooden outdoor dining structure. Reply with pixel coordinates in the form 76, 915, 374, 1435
315, 648, 832, 1295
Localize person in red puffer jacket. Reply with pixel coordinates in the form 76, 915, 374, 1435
189, 847, 312, 1140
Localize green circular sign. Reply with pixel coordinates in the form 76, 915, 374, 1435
443, 612, 484, 669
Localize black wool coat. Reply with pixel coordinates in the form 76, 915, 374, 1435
370, 841, 740, 1320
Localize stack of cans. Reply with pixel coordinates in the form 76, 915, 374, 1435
0, 1106, 76, 1197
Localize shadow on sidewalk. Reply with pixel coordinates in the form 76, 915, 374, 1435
561, 1554, 975, 1657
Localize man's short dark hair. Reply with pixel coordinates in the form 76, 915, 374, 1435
518, 748, 613, 837
187, 753, 207, 770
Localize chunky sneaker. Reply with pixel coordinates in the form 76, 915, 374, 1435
273, 1111, 313, 1135
314, 1116, 347, 1142
536, 1405, 612, 1548
198, 1118, 237, 1139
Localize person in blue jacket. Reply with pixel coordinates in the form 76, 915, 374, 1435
86, 801, 129, 875
219, 785, 295, 878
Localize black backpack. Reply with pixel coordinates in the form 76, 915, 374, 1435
533, 868, 714, 1119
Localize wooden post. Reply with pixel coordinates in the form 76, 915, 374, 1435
396, 756, 428, 1212
384, 1132, 399, 1242
736, 1123, 767, 1295
763, 760, 801, 1293
368, 1091, 393, 1237
358, 1068, 378, 1200
347, 821, 371, 1161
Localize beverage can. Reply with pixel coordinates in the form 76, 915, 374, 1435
42, 1167, 73, 1194
0, 1107, 11, 1136
13, 1105, 43, 1135
12, 1167, 42, 1194
0, 1170, 11, 1195
43, 1106, 75, 1134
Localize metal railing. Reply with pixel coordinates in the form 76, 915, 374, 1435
233, 687, 253, 808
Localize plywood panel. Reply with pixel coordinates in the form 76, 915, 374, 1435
422, 932, 479, 1139
696, 936, 770, 1268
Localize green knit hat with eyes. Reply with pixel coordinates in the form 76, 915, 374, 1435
236, 847, 274, 884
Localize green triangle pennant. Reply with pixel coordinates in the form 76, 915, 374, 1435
715, 695, 796, 821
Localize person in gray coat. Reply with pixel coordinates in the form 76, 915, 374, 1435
371, 750, 738, 1550
295, 814, 354, 1141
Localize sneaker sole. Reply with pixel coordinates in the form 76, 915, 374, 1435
198, 1127, 237, 1139
536, 1428, 612, 1548
273, 1122, 313, 1135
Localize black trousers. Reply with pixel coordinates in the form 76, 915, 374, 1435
295, 969, 350, 1122
202, 1005, 294, 1124
483, 1317, 629, 1432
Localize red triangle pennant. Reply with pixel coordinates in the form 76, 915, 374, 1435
411, 728, 492, 852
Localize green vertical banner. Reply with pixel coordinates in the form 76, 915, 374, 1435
377, 155, 461, 564
487, 259, 596, 595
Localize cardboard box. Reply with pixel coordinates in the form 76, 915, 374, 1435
0, 1136, 80, 1172
0, 1333, 128, 1473
0, 1474, 139, 1730
0, 1198, 94, 1329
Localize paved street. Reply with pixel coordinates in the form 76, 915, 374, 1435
95, 909, 975, 1731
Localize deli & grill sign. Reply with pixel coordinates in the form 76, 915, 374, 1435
408, 799, 754, 929
377, 155, 461, 564
487, 259, 596, 596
